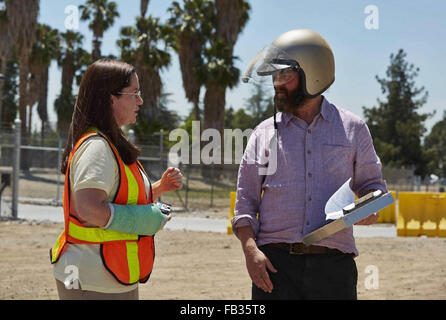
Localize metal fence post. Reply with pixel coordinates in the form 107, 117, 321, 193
12, 117, 21, 219
159, 129, 164, 170
56, 133, 62, 204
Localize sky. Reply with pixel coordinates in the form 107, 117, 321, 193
37, 0, 446, 135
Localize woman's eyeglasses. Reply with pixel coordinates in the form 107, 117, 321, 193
116, 90, 142, 99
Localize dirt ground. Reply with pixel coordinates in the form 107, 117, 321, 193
0, 220, 445, 300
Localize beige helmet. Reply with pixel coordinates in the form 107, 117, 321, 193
243, 29, 335, 98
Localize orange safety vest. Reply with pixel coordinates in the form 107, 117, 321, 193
50, 130, 155, 285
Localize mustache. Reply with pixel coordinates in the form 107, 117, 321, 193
274, 88, 288, 95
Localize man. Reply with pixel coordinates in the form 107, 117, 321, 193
231, 29, 387, 300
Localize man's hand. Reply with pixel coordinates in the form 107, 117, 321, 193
237, 226, 277, 293
244, 246, 277, 293
355, 212, 379, 225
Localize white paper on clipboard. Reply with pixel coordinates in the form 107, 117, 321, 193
324, 178, 355, 220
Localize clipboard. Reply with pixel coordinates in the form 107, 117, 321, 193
302, 191, 395, 246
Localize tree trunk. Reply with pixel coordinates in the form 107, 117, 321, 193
178, 34, 202, 121
202, 81, 226, 177
139, 64, 161, 121
203, 81, 225, 134
28, 104, 32, 135
141, 0, 150, 17
92, 38, 102, 61
193, 101, 200, 122
18, 63, 30, 171
0, 57, 6, 124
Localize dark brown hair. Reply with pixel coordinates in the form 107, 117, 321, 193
60, 59, 141, 174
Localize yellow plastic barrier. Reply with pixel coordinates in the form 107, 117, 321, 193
397, 192, 446, 237
377, 191, 396, 223
227, 192, 236, 234
354, 191, 396, 223
428, 194, 446, 237
439, 196, 446, 237
398, 192, 427, 236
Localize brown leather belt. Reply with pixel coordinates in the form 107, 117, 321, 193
264, 243, 344, 255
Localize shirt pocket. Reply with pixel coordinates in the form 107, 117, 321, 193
260, 181, 305, 216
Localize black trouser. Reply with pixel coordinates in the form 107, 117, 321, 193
252, 245, 357, 300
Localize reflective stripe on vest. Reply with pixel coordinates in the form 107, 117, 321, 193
124, 165, 139, 205
126, 242, 140, 283
50, 232, 65, 264
50, 131, 154, 285
68, 221, 138, 243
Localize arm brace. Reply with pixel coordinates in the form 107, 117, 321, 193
105, 203, 168, 236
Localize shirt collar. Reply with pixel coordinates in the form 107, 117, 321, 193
319, 96, 333, 122
279, 95, 333, 126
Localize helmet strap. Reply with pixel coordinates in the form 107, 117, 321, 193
273, 105, 278, 130
294, 70, 306, 108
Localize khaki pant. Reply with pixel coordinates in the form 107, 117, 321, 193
55, 279, 139, 300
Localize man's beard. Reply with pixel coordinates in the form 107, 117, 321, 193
274, 86, 302, 113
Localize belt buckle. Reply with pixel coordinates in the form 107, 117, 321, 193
289, 243, 306, 255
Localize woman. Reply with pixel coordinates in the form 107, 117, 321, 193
50, 59, 182, 300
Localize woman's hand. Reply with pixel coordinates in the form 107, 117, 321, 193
152, 167, 183, 200
161, 167, 183, 192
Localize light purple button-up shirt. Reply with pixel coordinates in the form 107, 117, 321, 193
231, 97, 387, 256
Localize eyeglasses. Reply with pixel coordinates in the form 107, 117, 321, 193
272, 69, 298, 86
116, 90, 142, 99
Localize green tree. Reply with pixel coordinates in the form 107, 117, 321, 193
424, 111, 446, 178
231, 108, 254, 131
80, 0, 120, 61
224, 106, 235, 128
363, 49, 433, 177
133, 91, 181, 145
244, 78, 274, 127
225, 106, 253, 130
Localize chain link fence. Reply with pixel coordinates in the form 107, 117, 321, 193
1, 120, 443, 218
0, 122, 240, 218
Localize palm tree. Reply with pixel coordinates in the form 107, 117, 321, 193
141, 0, 149, 18
28, 24, 60, 141
202, 0, 250, 136
4, 0, 39, 136
0, 58, 18, 126
0, 0, 14, 124
80, 0, 119, 61
5, 0, 39, 170
55, 31, 90, 137
168, 0, 214, 121
118, 15, 173, 120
